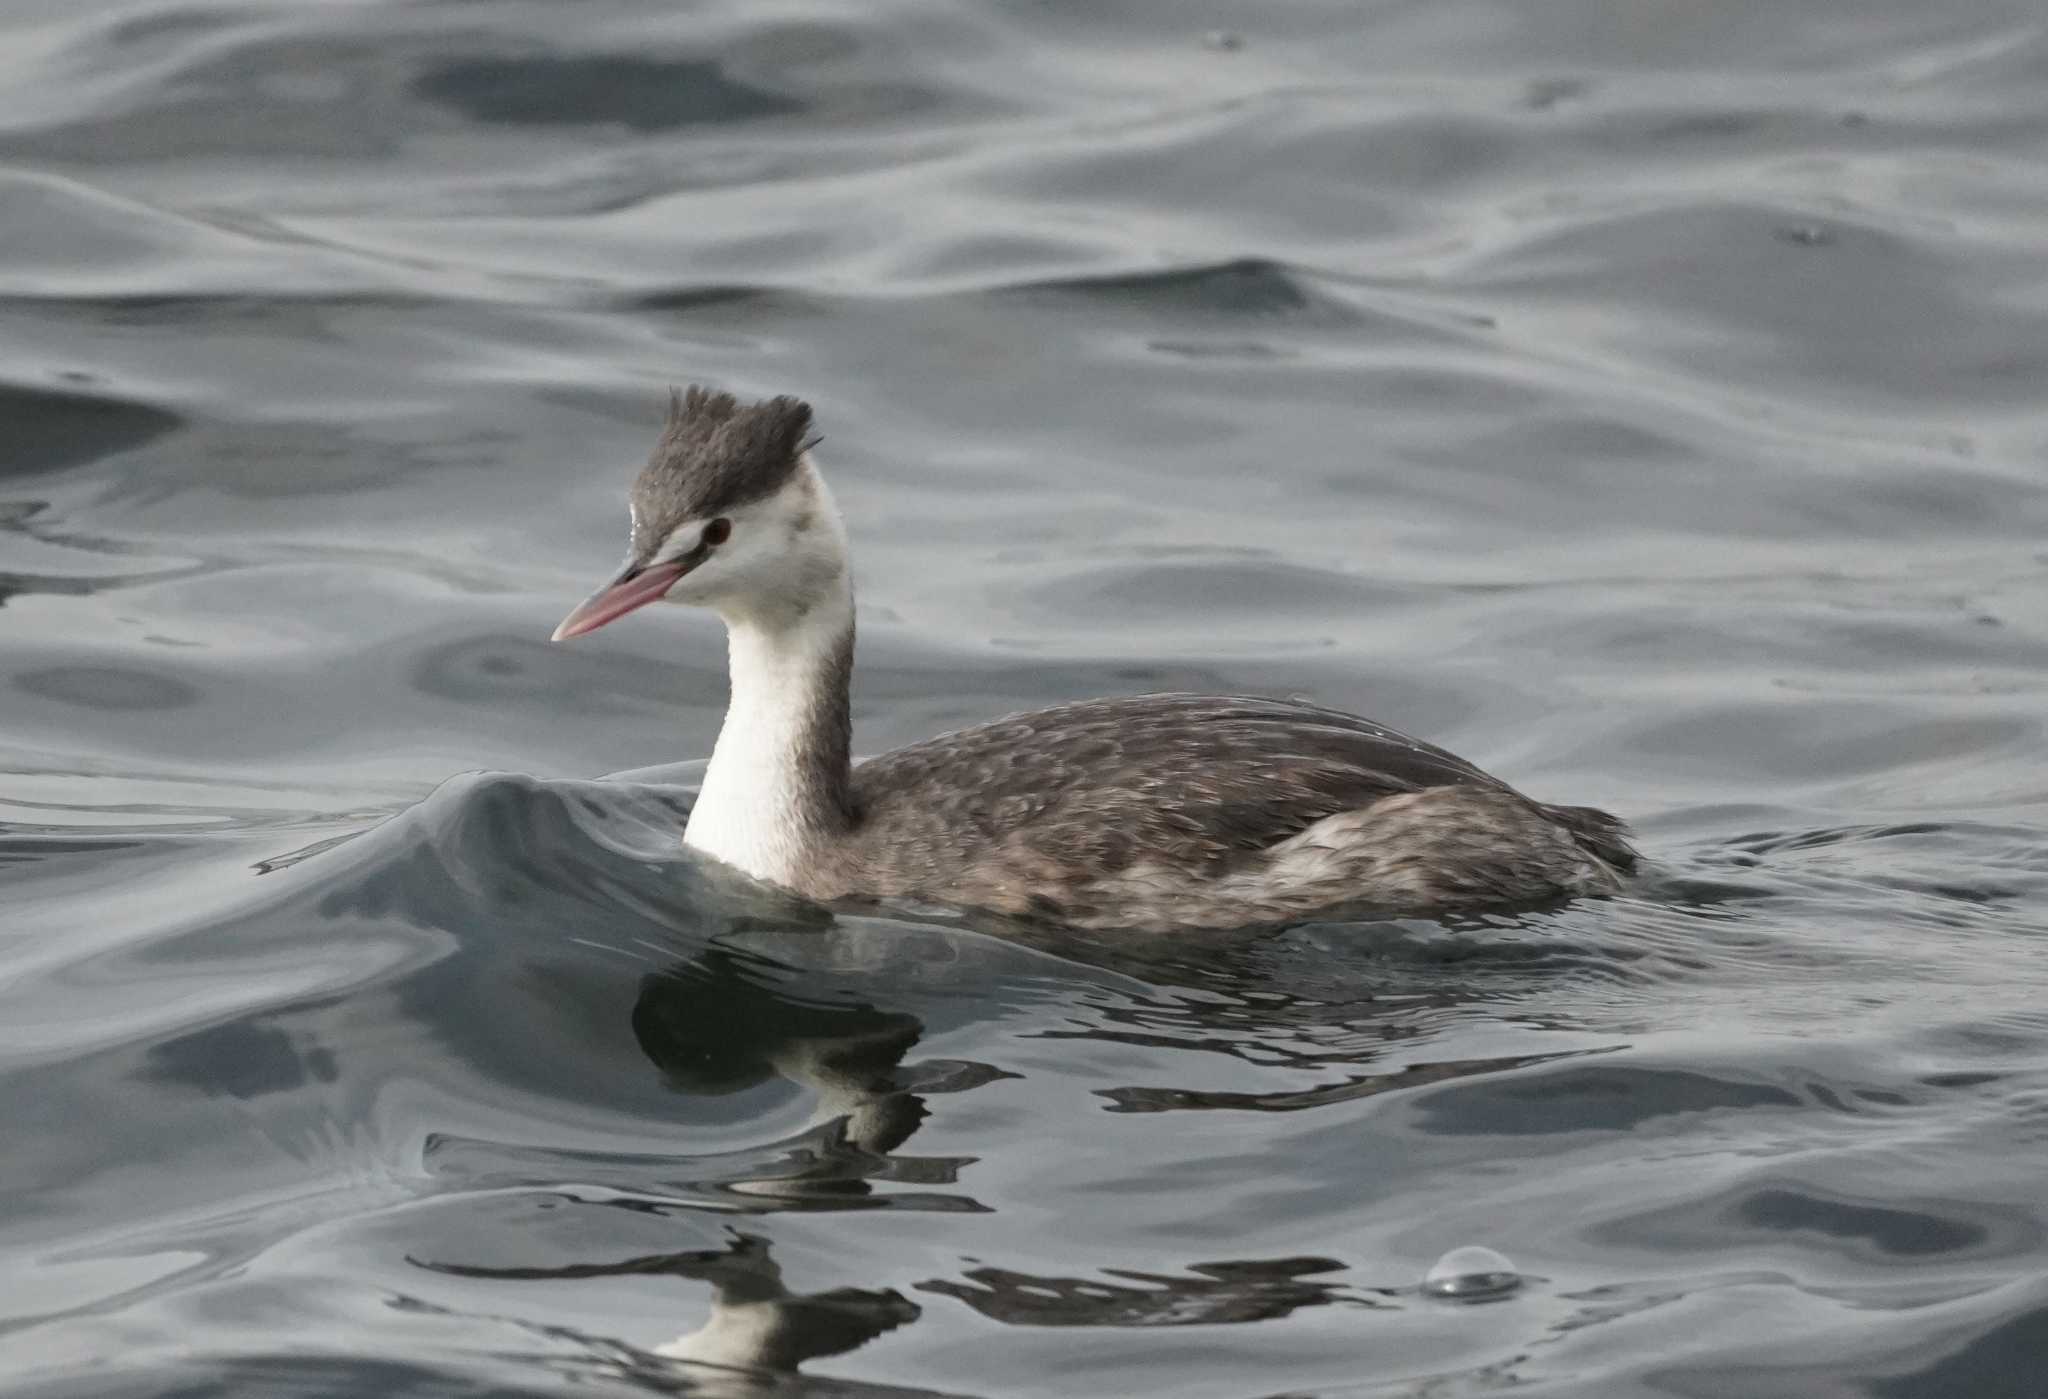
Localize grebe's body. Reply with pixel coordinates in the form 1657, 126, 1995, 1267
554, 388, 1633, 932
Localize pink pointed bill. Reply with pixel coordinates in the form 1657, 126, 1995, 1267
551, 559, 689, 641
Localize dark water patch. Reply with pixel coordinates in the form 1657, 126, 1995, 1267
1775, 221, 1837, 248
1006, 258, 1352, 322
1413, 1064, 1801, 1137
1464, 412, 1694, 471
1721, 822, 1961, 855
1642, 870, 1787, 908
1297, 914, 1660, 980
1597, 1180, 2033, 1264
0, 554, 215, 607
1698, 820, 2048, 916
1145, 337, 1293, 361
141, 1012, 341, 1099
1868, 1299, 2048, 1399
415, 54, 804, 131
15, 665, 199, 711
0, 571, 101, 607
0, 383, 181, 479
0, 835, 148, 868
897, 231, 1112, 288
613, 283, 793, 315
1524, 76, 1590, 110
1325, 112, 1523, 193
7, 289, 436, 325
1921, 1071, 2006, 1090
1649, 1288, 2048, 1399
407, 634, 721, 716
1098, 1047, 1592, 1114
1738, 1187, 1995, 1259
0, 498, 167, 558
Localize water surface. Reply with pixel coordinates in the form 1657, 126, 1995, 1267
4, 2, 2048, 1395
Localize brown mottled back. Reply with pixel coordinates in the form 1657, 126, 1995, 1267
805, 693, 1632, 926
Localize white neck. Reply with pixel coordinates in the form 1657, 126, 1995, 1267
683, 578, 855, 887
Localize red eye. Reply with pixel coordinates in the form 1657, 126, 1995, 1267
704, 518, 732, 546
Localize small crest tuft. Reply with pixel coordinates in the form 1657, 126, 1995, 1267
674, 383, 743, 425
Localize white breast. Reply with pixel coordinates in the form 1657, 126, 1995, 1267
683, 583, 852, 888
683, 695, 816, 885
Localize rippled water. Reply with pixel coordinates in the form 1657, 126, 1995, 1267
5, 2, 2048, 1394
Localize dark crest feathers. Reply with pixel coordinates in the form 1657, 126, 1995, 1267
671, 383, 754, 427
629, 385, 815, 554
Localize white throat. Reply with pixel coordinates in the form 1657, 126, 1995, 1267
683, 548, 854, 887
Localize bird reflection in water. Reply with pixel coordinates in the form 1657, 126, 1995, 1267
406, 917, 1576, 1388
421, 1230, 926, 1392
411, 942, 995, 1391
635, 949, 933, 1192
418, 940, 1004, 1213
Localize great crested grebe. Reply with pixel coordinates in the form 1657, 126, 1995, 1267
553, 387, 1634, 932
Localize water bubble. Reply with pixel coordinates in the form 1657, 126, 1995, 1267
1422, 1245, 1523, 1301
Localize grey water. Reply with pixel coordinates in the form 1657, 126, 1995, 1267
3, 1, 2047, 1395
